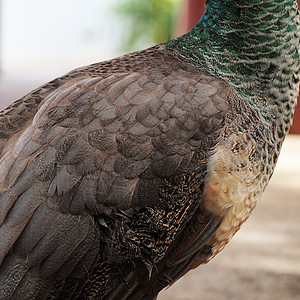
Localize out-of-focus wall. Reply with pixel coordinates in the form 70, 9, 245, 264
1, 0, 123, 78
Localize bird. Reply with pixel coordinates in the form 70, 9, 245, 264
0, 0, 299, 299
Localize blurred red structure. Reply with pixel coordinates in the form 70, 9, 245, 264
179, 0, 300, 134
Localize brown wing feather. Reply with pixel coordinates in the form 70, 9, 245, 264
0, 45, 232, 299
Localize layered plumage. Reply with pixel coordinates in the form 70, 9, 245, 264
0, 1, 299, 299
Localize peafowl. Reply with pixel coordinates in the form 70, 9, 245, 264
0, 0, 299, 299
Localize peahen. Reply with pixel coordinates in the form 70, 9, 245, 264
0, 0, 299, 299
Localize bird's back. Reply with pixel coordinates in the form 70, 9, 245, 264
0, 45, 234, 299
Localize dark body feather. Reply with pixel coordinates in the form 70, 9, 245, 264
0, 0, 299, 298
0, 46, 231, 299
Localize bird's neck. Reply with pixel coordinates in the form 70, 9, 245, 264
167, 0, 300, 104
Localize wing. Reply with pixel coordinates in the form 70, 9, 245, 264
0, 48, 231, 299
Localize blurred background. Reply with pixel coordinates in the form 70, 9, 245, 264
0, 0, 299, 299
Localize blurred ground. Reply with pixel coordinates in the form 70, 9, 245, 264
0, 77, 299, 300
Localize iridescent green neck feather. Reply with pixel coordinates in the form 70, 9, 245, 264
167, 0, 300, 106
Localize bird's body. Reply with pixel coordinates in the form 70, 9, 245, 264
0, 1, 299, 299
